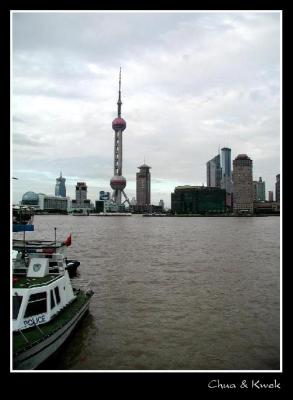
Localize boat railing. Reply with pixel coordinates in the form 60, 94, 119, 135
15, 316, 46, 350
18, 329, 29, 344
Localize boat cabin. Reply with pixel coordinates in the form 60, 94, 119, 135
13, 255, 75, 331
13, 250, 68, 274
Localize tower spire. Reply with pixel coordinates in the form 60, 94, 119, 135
111, 68, 129, 206
117, 67, 122, 117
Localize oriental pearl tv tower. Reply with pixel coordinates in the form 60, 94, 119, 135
110, 68, 130, 205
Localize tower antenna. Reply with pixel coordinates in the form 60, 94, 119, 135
117, 67, 122, 118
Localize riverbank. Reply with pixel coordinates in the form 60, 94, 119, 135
33, 212, 280, 217
167, 214, 280, 217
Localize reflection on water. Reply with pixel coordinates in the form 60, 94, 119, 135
16, 215, 280, 371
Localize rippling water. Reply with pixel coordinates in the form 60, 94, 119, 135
14, 215, 280, 370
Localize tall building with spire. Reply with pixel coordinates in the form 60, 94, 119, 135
110, 68, 129, 205
55, 171, 66, 197
136, 164, 151, 206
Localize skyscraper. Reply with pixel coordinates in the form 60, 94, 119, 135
75, 182, 87, 207
55, 171, 66, 197
220, 147, 232, 207
206, 154, 221, 188
232, 154, 253, 214
275, 174, 280, 202
110, 68, 129, 205
268, 191, 274, 202
171, 186, 226, 214
136, 164, 151, 206
253, 177, 266, 201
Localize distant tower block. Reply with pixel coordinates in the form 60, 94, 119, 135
136, 163, 151, 206
110, 68, 130, 205
232, 154, 253, 214
55, 171, 66, 197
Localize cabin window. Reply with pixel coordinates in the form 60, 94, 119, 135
49, 262, 58, 267
24, 292, 47, 318
28, 292, 47, 301
13, 295, 23, 319
50, 290, 55, 309
54, 287, 61, 304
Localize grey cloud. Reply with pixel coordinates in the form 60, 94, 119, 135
13, 132, 44, 147
13, 13, 202, 61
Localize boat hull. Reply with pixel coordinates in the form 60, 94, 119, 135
13, 295, 91, 370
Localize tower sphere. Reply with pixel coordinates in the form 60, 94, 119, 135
112, 117, 126, 131
110, 175, 126, 190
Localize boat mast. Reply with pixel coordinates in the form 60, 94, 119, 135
54, 227, 57, 253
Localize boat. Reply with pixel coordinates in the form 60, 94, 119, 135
13, 235, 80, 278
142, 213, 168, 217
12, 241, 93, 370
13, 238, 69, 253
13, 205, 35, 232
93, 212, 132, 216
12, 248, 80, 278
13, 205, 35, 225
71, 210, 90, 216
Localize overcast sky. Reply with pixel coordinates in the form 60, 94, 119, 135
12, 11, 281, 207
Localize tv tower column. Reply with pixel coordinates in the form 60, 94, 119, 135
110, 68, 130, 205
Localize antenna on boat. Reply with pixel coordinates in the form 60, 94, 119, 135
23, 226, 26, 256
20, 207, 27, 257
54, 227, 57, 253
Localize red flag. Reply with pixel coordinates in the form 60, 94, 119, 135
63, 234, 72, 247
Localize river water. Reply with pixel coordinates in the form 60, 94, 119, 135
13, 215, 280, 371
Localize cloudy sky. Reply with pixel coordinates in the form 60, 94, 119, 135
12, 11, 281, 207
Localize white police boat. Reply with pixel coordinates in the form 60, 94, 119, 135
12, 244, 93, 370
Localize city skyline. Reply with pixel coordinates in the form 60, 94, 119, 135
12, 11, 281, 208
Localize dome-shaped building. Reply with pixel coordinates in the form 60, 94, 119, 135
21, 191, 39, 206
